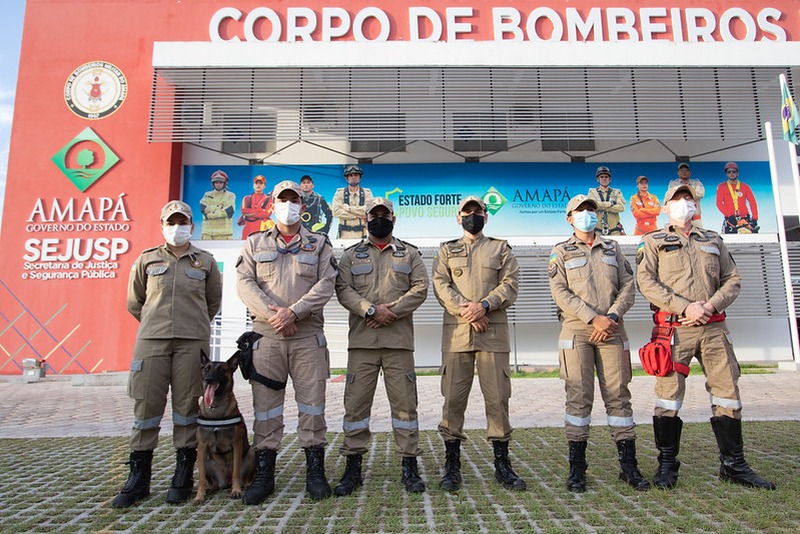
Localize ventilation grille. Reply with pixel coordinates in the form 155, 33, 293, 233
149, 66, 798, 145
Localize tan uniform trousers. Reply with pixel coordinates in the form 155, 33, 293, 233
654, 321, 742, 419
439, 351, 512, 442
340, 349, 421, 457
127, 338, 205, 451
251, 333, 330, 451
558, 325, 635, 442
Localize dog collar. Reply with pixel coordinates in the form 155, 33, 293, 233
197, 415, 243, 428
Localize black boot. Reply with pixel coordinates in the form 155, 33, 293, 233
440, 440, 462, 492
112, 450, 153, 508
401, 457, 426, 493
711, 416, 776, 490
492, 440, 526, 491
616, 440, 651, 491
244, 448, 277, 505
333, 454, 363, 497
166, 447, 197, 504
653, 416, 682, 489
567, 441, 587, 493
305, 446, 332, 500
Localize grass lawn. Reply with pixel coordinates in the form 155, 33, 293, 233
1, 420, 796, 532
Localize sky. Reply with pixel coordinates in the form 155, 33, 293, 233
0, 1, 25, 232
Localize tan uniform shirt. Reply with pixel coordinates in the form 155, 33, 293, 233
332, 186, 374, 232
335, 237, 429, 351
636, 225, 741, 315
236, 226, 337, 339
432, 234, 519, 352
127, 244, 222, 340
588, 187, 626, 231
548, 234, 635, 326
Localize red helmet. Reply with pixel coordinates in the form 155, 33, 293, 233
211, 170, 229, 185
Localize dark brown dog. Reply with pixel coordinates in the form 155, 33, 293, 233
194, 352, 255, 503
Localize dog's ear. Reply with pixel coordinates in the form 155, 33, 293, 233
226, 351, 239, 369
200, 349, 210, 367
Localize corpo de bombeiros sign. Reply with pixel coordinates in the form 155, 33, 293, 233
208, 3, 792, 43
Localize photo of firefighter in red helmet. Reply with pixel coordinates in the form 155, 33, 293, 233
199, 170, 237, 240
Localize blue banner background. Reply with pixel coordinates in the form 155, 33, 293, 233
183, 161, 775, 239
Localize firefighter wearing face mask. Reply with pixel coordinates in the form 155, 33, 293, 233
236, 180, 338, 505
333, 197, 429, 496
114, 200, 222, 508
548, 195, 648, 494
432, 196, 526, 494
637, 184, 776, 491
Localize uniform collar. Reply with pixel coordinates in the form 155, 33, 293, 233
462, 232, 485, 244
569, 232, 602, 248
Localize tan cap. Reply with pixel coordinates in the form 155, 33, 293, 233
663, 184, 697, 204
458, 195, 486, 212
565, 194, 598, 216
366, 197, 394, 214
636, 175, 649, 184
272, 180, 302, 198
160, 200, 193, 222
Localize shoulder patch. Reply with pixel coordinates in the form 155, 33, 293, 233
651, 232, 667, 239
549, 253, 558, 263
704, 230, 719, 238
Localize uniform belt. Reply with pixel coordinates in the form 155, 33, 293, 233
654, 311, 725, 325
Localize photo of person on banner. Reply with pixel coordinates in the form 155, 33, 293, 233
715, 162, 759, 234
200, 170, 236, 240
239, 175, 274, 239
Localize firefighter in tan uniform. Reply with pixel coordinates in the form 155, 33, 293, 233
588, 166, 626, 235
332, 164, 373, 239
549, 194, 649, 493
236, 180, 338, 504
113, 200, 222, 508
637, 184, 775, 490
432, 196, 526, 493
333, 197, 429, 496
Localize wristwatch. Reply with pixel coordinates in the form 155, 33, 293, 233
481, 300, 490, 312
607, 313, 619, 322
365, 304, 376, 318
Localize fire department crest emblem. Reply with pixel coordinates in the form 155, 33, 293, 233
64, 61, 127, 119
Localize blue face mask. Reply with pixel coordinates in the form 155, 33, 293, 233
572, 210, 597, 232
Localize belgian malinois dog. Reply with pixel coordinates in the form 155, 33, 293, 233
194, 352, 255, 503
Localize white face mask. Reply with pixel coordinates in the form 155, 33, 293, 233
163, 224, 192, 246
667, 198, 696, 224
274, 202, 302, 225
572, 210, 597, 233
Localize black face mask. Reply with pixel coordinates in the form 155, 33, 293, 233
461, 213, 485, 235
368, 218, 394, 238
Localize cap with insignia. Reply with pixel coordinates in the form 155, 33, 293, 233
565, 194, 598, 216
458, 195, 487, 212
160, 200, 193, 222
366, 197, 394, 214
272, 180, 303, 198
663, 184, 697, 204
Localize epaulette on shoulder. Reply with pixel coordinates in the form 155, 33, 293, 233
141, 245, 160, 254
703, 229, 719, 238
398, 239, 419, 250
344, 239, 365, 251
194, 246, 215, 256
554, 238, 571, 248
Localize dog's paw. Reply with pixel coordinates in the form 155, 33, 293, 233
193, 494, 206, 505
230, 489, 243, 499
